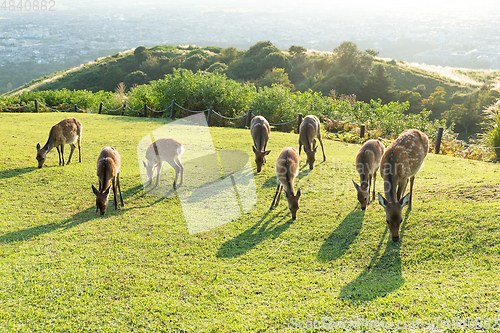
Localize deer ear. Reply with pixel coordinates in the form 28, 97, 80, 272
264, 150, 271, 156
378, 192, 387, 208
252, 146, 257, 153
313, 146, 318, 153
296, 188, 301, 199
352, 180, 360, 191
92, 185, 99, 196
400, 193, 411, 208
36, 143, 41, 150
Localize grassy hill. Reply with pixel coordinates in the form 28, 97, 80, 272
1, 112, 499, 331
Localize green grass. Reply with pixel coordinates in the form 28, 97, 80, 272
1, 113, 500, 332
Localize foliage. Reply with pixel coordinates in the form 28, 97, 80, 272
399, 90, 423, 114
358, 64, 396, 104
258, 68, 294, 90
422, 86, 447, 117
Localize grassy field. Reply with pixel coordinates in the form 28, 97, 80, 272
0, 112, 499, 332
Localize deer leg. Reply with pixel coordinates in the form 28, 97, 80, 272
117, 172, 124, 207
319, 136, 326, 162
60, 144, 65, 166
176, 157, 184, 187
270, 184, 282, 209
275, 185, 283, 207
155, 161, 163, 188
56, 146, 62, 166
66, 143, 75, 165
367, 174, 372, 205
408, 176, 415, 211
77, 138, 82, 163
372, 172, 377, 201
112, 177, 118, 210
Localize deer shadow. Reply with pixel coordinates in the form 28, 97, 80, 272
0, 206, 97, 244
0, 167, 38, 180
216, 210, 292, 258
317, 208, 365, 262
338, 211, 410, 303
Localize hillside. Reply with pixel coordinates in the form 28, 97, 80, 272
1, 112, 499, 331
3, 41, 500, 136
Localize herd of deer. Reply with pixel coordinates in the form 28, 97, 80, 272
36, 115, 428, 241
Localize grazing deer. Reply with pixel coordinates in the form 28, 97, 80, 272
250, 116, 271, 172
270, 147, 301, 219
92, 146, 124, 215
298, 115, 326, 169
378, 129, 429, 242
143, 138, 184, 189
352, 139, 385, 210
36, 117, 82, 168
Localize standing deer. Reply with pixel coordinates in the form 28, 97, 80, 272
92, 146, 124, 215
143, 138, 184, 189
36, 117, 82, 168
378, 129, 429, 242
298, 115, 326, 170
250, 116, 271, 172
270, 147, 301, 220
352, 139, 385, 210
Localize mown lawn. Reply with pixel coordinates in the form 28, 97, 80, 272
0, 112, 499, 332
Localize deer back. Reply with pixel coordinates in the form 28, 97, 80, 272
275, 147, 301, 218
380, 129, 428, 201
354, 139, 385, 209
36, 117, 82, 168
96, 147, 121, 191
250, 116, 271, 172
250, 116, 270, 151
299, 115, 320, 151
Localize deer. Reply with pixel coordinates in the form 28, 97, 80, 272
143, 137, 184, 189
250, 115, 271, 172
92, 146, 124, 215
36, 117, 82, 168
352, 139, 385, 210
377, 129, 429, 242
298, 115, 326, 170
270, 147, 301, 220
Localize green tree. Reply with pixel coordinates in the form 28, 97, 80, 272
206, 62, 228, 73
124, 70, 149, 88
358, 64, 396, 104
365, 49, 379, 57
140, 56, 162, 79
399, 90, 423, 114
134, 46, 149, 63
258, 68, 294, 90
289, 45, 307, 56
333, 41, 372, 76
181, 54, 207, 72
422, 86, 447, 116
219, 47, 241, 65
443, 103, 479, 135
103, 65, 126, 91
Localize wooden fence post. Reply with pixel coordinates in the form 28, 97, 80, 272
170, 100, 176, 119
121, 104, 126, 116
35, 99, 38, 113
143, 102, 147, 117
360, 124, 365, 138
98, 102, 103, 114
206, 106, 213, 126
296, 113, 303, 134
245, 109, 253, 128
435, 127, 444, 154
74, 104, 77, 113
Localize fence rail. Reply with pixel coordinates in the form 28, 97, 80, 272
2, 99, 496, 154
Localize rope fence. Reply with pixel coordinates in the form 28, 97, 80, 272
3, 98, 496, 154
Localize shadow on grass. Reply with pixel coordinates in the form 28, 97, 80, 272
317, 208, 365, 262
0, 206, 98, 244
0, 167, 38, 180
0, 184, 156, 244
216, 209, 292, 258
338, 210, 411, 303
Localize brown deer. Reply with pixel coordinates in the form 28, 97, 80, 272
143, 138, 184, 189
378, 129, 429, 242
36, 117, 82, 168
250, 115, 271, 172
270, 147, 301, 219
352, 139, 385, 210
92, 146, 124, 215
298, 115, 326, 169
